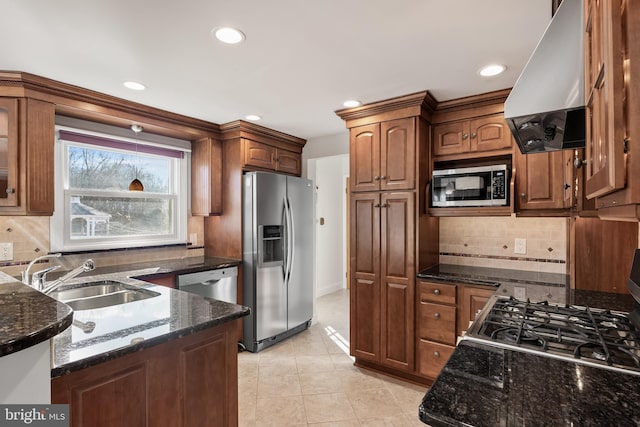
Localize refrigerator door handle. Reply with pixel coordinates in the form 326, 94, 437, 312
286, 196, 295, 283
282, 197, 288, 280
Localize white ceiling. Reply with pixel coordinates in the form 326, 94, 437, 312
0, 0, 551, 140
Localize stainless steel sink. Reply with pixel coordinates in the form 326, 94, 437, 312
50, 280, 161, 311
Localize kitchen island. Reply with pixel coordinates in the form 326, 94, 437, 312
418, 264, 640, 426
1, 255, 248, 426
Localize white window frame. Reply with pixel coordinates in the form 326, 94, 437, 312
51, 125, 189, 252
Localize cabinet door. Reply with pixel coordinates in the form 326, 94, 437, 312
350, 192, 380, 362
0, 98, 19, 207
380, 118, 415, 191
433, 121, 469, 156
350, 124, 380, 192
380, 191, 415, 371
469, 115, 512, 152
191, 137, 222, 216
276, 149, 301, 175
243, 139, 276, 170
458, 286, 494, 337
584, 0, 626, 198
516, 150, 571, 210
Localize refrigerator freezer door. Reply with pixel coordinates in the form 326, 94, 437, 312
286, 176, 314, 329
246, 172, 289, 343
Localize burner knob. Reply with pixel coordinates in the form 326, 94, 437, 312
434, 312, 441, 319
433, 351, 440, 358
434, 289, 441, 295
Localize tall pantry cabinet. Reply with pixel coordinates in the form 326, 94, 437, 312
336, 92, 439, 381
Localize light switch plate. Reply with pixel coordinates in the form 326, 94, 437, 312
0, 243, 13, 261
514, 238, 527, 254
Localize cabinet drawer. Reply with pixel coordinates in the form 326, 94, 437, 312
418, 302, 456, 345
418, 281, 456, 305
416, 339, 455, 379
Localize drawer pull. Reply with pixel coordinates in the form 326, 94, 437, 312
434, 312, 441, 319
434, 289, 441, 295
434, 351, 440, 358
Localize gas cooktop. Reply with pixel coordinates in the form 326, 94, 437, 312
464, 296, 640, 376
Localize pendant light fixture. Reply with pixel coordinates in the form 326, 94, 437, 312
129, 124, 144, 191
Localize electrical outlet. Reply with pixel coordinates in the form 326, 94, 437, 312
514, 238, 527, 254
514, 286, 526, 300
0, 243, 13, 261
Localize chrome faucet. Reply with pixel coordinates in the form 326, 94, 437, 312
21, 253, 62, 288
42, 259, 96, 295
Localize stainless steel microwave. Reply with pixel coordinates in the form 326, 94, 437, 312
431, 164, 509, 207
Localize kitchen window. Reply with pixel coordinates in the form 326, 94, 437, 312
51, 125, 189, 252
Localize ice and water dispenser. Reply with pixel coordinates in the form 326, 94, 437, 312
259, 225, 284, 266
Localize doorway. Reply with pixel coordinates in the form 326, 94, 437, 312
308, 154, 349, 299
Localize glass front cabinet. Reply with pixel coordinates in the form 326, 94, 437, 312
0, 98, 18, 207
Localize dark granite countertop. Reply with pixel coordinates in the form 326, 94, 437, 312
417, 264, 570, 288
420, 340, 640, 427
0, 281, 73, 357
418, 265, 640, 426
49, 258, 248, 377
48, 255, 241, 282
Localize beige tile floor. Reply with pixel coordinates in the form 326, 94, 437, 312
238, 289, 429, 426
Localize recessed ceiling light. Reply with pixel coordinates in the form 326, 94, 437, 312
343, 100, 362, 108
213, 27, 245, 44
123, 81, 146, 91
478, 64, 507, 77
245, 114, 261, 121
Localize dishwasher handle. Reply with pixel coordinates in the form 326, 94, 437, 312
177, 266, 238, 286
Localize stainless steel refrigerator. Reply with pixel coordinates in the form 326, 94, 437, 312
242, 171, 313, 352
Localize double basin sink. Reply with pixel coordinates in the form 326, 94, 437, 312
50, 280, 160, 311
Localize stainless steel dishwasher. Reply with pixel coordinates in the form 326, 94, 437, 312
176, 266, 238, 303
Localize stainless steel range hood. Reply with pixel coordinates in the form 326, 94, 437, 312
505, 0, 585, 154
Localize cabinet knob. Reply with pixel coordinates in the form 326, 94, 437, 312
520, 193, 526, 199
433, 351, 440, 358
434, 289, 441, 295
380, 176, 387, 180
470, 132, 477, 139
563, 183, 571, 190
374, 203, 380, 208
462, 133, 468, 140
434, 312, 441, 319
374, 176, 380, 181
5, 188, 14, 194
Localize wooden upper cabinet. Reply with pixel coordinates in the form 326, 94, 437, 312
350, 118, 415, 192
191, 137, 222, 216
243, 139, 276, 170
433, 114, 511, 158
433, 121, 469, 156
469, 115, 512, 152
515, 150, 573, 211
350, 124, 381, 192
380, 118, 416, 191
242, 139, 301, 175
584, 0, 626, 199
275, 149, 301, 175
0, 98, 54, 215
0, 98, 19, 208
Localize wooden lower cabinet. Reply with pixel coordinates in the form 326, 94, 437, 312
350, 191, 415, 372
458, 286, 494, 336
52, 319, 240, 427
416, 281, 495, 381
139, 273, 176, 288
417, 339, 455, 379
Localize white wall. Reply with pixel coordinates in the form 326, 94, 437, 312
302, 131, 349, 177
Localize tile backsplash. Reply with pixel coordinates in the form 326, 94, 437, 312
0, 215, 205, 278
439, 216, 569, 274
